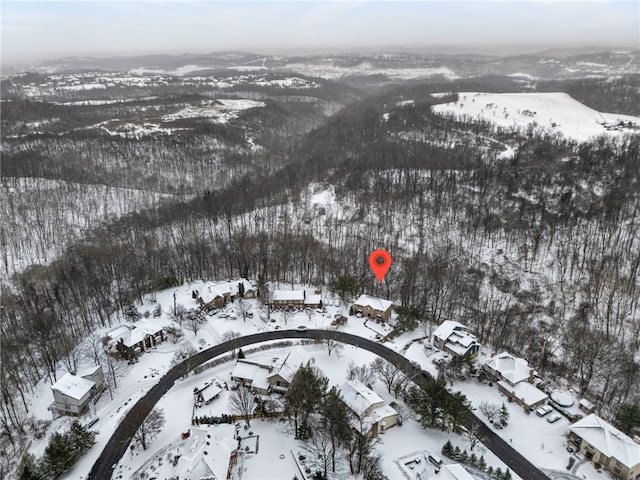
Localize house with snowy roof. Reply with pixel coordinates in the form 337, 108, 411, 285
230, 347, 309, 394
432, 320, 480, 357
351, 294, 393, 322
139, 425, 238, 480
208, 279, 256, 308
270, 289, 322, 310
569, 413, 640, 480
483, 352, 547, 411
194, 381, 224, 406
49, 365, 105, 417
340, 380, 397, 437
437, 464, 475, 479
108, 321, 165, 360
484, 352, 534, 385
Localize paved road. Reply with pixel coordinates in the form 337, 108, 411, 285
87, 330, 548, 480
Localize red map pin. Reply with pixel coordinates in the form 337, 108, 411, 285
369, 249, 392, 283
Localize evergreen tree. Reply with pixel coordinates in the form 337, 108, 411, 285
478, 455, 487, 470
18, 453, 43, 480
614, 403, 640, 436
441, 439, 454, 457
499, 403, 510, 425
238, 348, 246, 359
42, 432, 77, 478
68, 420, 97, 456
503, 469, 513, 480
494, 467, 502, 479
470, 452, 478, 467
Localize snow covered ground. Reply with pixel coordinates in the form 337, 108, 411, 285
432, 92, 640, 142
22, 280, 612, 480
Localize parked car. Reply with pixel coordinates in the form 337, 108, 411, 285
85, 416, 99, 428
547, 413, 562, 423
296, 325, 308, 332
535, 405, 553, 417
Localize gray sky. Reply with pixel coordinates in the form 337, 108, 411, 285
2, 1, 639, 64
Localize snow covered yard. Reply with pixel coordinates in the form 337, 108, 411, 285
432, 92, 640, 142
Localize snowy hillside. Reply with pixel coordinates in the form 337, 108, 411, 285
432, 92, 640, 142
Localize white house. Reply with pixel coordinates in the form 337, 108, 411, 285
208, 279, 256, 308
569, 414, 640, 480
340, 380, 397, 437
484, 352, 534, 385
432, 320, 480, 357
483, 352, 547, 411
50, 365, 105, 417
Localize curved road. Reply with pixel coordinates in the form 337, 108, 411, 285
87, 330, 548, 480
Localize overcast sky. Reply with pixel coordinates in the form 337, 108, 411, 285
2, 1, 638, 64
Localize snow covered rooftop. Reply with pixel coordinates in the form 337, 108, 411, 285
438, 464, 475, 480
269, 347, 308, 384
199, 383, 223, 402
305, 294, 322, 305
272, 290, 305, 302
570, 414, 640, 469
51, 372, 95, 400
341, 380, 384, 418
353, 294, 393, 312
484, 352, 532, 385
433, 320, 479, 355
497, 380, 548, 407
107, 321, 162, 348
210, 278, 254, 298
231, 361, 267, 382
177, 425, 237, 480
75, 364, 101, 378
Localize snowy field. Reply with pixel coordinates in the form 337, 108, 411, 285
432, 92, 640, 142
22, 279, 613, 480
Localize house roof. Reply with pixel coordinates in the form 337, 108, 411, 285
107, 322, 163, 348
272, 290, 305, 302
353, 294, 392, 312
179, 425, 237, 480
268, 347, 308, 384
484, 352, 531, 384
433, 320, 479, 355
438, 464, 475, 480
341, 380, 384, 417
51, 372, 95, 400
198, 382, 223, 402
304, 294, 322, 305
210, 278, 254, 299
570, 414, 640, 469
75, 364, 102, 378
231, 361, 266, 382
433, 320, 468, 340
498, 380, 548, 407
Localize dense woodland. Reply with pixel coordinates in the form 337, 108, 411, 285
1, 52, 640, 474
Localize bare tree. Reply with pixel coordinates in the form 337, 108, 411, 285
82, 333, 105, 366
479, 401, 501, 422
303, 426, 334, 480
171, 343, 198, 378
282, 309, 292, 326
236, 298, 252, 322
346, 362, 375, 386
464, 422, 485, 452
323, 331, 344, 357
170, 304, 188, 326
184, 310, 206, 336
370, 358, 404, 394
222, 330, 242, 357
230, 385, 255, 427
133, 407, 165, 450
164, 325, 185, 344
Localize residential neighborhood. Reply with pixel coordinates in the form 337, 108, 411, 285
33, 278, 639, 480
